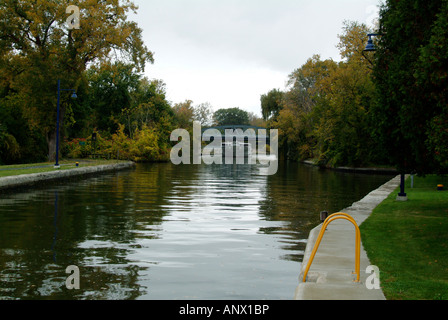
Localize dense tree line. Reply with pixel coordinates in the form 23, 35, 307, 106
372, 0, 448, 175
0, 0, 152, 163
2, 0, 446, 173
0, 0, 264, 164
262, 21, 382, 168
262, 1, 448, 174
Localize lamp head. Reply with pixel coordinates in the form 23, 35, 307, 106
71, 92, 78, 99
364, 34, 378, 52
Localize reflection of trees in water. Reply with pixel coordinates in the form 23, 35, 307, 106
0, 164, 176, 300
0, 162, 392, 299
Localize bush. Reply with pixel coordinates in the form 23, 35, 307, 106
0, 124, 21, 164
64, 124, 171, 162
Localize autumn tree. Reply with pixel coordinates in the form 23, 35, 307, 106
0, 0, 153, 161
273, 21, 381, 167
274, 55, 338, 161
173, 100, 195, 130
248, 112, 267, 128
313, 21, 378, 167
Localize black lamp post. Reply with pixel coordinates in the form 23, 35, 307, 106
55, 79, 77, 168
363, 34, 408, 201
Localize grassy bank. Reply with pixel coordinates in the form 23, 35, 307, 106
361, 175, 448, 300
0, 159, 127, 178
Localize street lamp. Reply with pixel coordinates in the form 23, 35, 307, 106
363, 34, 408, 201
364, 33, 380, 52
55, 79, 77, 169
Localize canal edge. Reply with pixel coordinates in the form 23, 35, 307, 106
0, 161, 136, 191
301, 160, 398, 175
294, 175, 402, 300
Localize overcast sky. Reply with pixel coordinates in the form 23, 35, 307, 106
130, 0, 381, 117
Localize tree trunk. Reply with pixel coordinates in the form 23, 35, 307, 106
47, 130, 57, 162
47, 103, 66, 162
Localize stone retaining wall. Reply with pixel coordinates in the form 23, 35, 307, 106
0, 162, 135, 191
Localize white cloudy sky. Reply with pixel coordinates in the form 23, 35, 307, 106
129, 0, 381, 116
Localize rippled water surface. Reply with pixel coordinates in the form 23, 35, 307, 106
0, 162, 392, 300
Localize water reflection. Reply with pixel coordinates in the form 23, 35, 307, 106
0, 162, 392, 300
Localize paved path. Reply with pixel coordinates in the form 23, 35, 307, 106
0, 164, 70, 171
294, 175, 401, 300
0, 160, 97, 172
0, 161, 135, 191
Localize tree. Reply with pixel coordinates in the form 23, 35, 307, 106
0, 123, 20, 164
248, 112, 267, 128
193, 102, 214, 127
415, 1, 448, 173
173, 100, 195, 129
213, 108, 250, 126
274, 55, 338, 161
120, 77, 175, 139
314, 21, 378, 167
86, 62, 141, 134
273, 21, 380, 166
0, 0, 153, 161
372, 0, 446, 174
260, 89, 283, 122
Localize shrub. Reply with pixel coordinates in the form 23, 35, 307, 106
64, 123, 171, 162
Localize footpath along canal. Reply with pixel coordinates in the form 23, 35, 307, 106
0, 161, 393, 299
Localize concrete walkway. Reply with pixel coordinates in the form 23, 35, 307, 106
294, 175, 402, 300
0, 161, 135, 191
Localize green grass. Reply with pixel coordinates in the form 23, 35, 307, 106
361, 175, 448, 300
0, 159, 127, 178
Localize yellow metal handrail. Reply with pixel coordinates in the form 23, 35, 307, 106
302, 212, 361, 283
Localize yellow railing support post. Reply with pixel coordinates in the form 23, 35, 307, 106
302, 212, 361, 283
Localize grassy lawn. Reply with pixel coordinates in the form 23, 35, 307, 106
0, 159, 127, 178
361, 175, 448, 300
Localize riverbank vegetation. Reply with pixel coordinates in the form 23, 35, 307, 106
1, 0, 447, 176
262, 1, 448, 175
262, 21, 382, 169
361, 175, 448, 300
0, 1, 264, 165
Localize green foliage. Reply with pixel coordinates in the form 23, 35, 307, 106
65, 124, 170, 163
0, 0, 153, 161
372, 0, 447, 174
272, 21, 382, 168
260, 89, 283, 122
414, 1, 448, 173
213, 107, 250, 126
427, 114, 448, 170
86, 62, 141, 134
173, 100, 195, 130
0, 123, 20, 164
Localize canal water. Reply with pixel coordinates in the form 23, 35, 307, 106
0, 162, 392, 300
